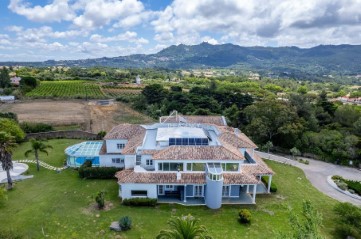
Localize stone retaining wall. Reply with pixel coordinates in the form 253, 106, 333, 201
26, 130, 99, 140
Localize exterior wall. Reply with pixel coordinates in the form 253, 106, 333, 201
124, 155, 136, 169
230, 185, 240, 197
99, 154, 125, 167
120, 183, 157, 199
105, 139, 128, 153
141, 155, 155, 170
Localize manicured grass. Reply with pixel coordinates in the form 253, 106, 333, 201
1, 140, 338, 238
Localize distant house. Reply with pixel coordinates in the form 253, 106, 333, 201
10, 76, 21, 86
135, 75, 141, 85
65, 112, 274, 209
0, 95, 15, 103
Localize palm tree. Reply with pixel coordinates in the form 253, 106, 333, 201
0, 132, 17, 190
24, 139, 53, 171
156, 215, 213, 239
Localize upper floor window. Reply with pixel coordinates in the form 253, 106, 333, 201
117, 143, 125, 149
146, 159, 153, 166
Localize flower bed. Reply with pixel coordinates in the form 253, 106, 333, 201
332, 175, 361, 196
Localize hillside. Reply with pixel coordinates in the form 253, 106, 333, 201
2, 43, 361, 77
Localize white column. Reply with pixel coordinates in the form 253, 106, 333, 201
268, 175, 272, 193
252, 184, 257, 203
246, 185, 249, 193
184, 185, 187, 202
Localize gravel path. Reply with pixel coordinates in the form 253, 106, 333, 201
256, 151, 361, 206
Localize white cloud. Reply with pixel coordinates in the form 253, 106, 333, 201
8, 0, 75, 22
90, 31, 149, 44
73, 0, 145, 29
151, 0, 361, 47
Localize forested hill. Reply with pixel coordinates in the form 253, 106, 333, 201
2, 43, 361, 77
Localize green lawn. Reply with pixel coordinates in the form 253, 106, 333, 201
0, 139, 338, 238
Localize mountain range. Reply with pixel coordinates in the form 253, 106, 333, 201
2, 42, 361, 78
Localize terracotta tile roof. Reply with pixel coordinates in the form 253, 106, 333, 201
121, 130, 146, 154
223, 173, 259, 184
217, 126, 257, 149
152, 146, 245, 160
104, 124, 145, 140
242, 150, 274, 175
140, 149, 159, 155
116, 170, 205, 184
116, 170, 258, 184
159, 115, 226, 126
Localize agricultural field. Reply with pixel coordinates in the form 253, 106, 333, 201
101, 85, 142, 98
26, 81, 105, 99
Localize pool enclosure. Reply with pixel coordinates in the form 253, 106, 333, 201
65, 141, 103, 167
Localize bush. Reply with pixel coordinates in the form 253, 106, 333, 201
334, 202, 361, 237
95, 191, 105, 209
332, 175, 343, 181
20, 122, 53, 133
97, 131, 106, 138
345, 180, 361, 196
261, 176, 277, 192
122, 198, 157, 207
239, 209, 252, 224
0, 112, 18, 122
335, 181, 348, 191
78, 160, 120, 179
119, 216, 132, 231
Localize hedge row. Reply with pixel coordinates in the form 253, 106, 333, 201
78, 160, 121, 179
20, 122, 54, 133
122, 198, 157, 207
261, 176, 277, 193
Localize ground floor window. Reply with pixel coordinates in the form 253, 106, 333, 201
112, 158, 124, 164
222, 185, 230, 197
165, 185, 174, 190
131, 190, 147, 197
194, 185, 203, 197
158, 185, 164, 195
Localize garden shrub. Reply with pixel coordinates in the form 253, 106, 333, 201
334, 202, 361, 237
122, 198, 157, 207
345, 180, 361, 196
119, 216, 132, 231
95, 191, 105, 209
20, 122, 53, 133
0, 112, 18, 122
335, 181, 348, 191
78, 160, 120, 179
261, 176, 277, 192
239, 209, 252, 224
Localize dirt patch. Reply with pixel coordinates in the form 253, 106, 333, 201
82, 202, 114, 215
0, 99, 154, 133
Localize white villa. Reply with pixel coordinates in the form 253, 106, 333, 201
66, 113, 274, 209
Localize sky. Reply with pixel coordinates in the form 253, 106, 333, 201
0, 0, 361, 61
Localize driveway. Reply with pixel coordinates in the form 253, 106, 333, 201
256, 151, 361, 206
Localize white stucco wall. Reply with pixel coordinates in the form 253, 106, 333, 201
120, 183, 157, 199
140, 155, 155, 170
99, 154, 125, 167
124, 155, 136, 169
105, 139, 128, 153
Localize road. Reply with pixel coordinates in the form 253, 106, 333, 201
256, 151, 361, 206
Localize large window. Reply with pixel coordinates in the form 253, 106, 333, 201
117, 143, 125, 149
131, 190, 147, 197
158, 162, 183, 171
169, 138, 208, 146
187, 163, 205, 171
222, 186, 230, 197
221, 163, 239, 172
194, 185, 203, 197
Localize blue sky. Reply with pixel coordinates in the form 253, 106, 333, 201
1, 0, 360, 61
